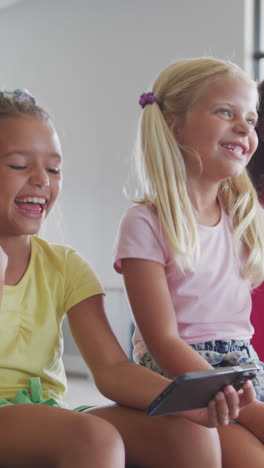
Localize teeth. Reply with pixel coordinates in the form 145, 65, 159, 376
223, 144, 243, 154
19, 197, 46, 204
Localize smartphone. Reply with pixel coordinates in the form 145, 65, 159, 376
147, 364, 259, 417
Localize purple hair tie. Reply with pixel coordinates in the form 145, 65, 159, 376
139, 92, 160, 109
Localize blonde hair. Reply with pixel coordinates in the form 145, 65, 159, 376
135, 57, 264, 287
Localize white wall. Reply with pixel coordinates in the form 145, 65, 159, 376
0, 0, 254, 357
0, 0, 24, 8
0, 0, 253, 286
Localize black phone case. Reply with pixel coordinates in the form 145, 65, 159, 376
147, 364, 259, 417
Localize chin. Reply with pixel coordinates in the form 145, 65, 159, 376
229, 168, 246, 178
221, 163, 246, 179
17, 223, 42, 236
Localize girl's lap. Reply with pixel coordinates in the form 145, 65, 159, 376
215, 399, 264, 467
236, 398, 264, 443
0, 404, 123, 467
218, 421, 264, 468
137, 343, 264, 465
87, 403, 221, 468
0, 400, 222, 468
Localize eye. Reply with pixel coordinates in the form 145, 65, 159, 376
216, 108, 232, 118
8, 165, 26, 170
47, 168, 61, 175
246, 117, 257, 127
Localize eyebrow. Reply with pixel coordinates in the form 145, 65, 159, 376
4, 151, 63, 162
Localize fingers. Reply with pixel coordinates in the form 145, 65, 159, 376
223, 385, 240, 419
207, 392, 229, 426
237, 379, 256, 408
207, 385, 240, 427
207, 396, 225, 427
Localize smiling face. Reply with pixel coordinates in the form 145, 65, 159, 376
176, 73, 259, 185
0, 115, 62, 238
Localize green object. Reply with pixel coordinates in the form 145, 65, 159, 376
30, 377, 42, 403
11, 389, 34, 405
73, 405, 94, 412
0, 378, 93, 411
0, 378, 62, 408
0, 399, 12, 407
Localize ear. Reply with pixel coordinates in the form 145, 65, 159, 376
164, 112, 182, 142
164, 111, 175, 127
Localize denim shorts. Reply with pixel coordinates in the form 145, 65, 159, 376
139, 339, 264, 401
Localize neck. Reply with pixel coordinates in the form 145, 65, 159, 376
0, 235, 31, 285
0, 235, 31, 257
187, 179, 221, 226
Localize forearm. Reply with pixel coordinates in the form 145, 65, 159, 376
68, 296, 173, 410
122, 259, 213, 377
93, 359, 171, 409
93, 336, 213, 408
150, 336, 213, 378
93, 336, 214, 407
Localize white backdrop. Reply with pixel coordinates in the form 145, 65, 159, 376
0, 0, 254, 286
0, 0, 255, 356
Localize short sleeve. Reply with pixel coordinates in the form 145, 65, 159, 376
64, 249, 104, 312
113, 204, 169, 273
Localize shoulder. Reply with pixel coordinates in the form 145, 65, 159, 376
31, 236, 97, 276
32, 236, 72, 255
32, 237, 104, 311
32, 236, 76, 267
113, 203, 170, 273
118, 203, 159, 231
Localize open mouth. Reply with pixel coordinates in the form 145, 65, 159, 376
14, 197, 47, 214
221, 143, 246, 156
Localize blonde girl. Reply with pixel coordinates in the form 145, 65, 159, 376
114, 57, 264, 467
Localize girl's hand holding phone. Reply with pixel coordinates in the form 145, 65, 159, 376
184, 380, 256, 428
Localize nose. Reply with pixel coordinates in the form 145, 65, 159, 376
29, 166, 49, 187
233, 118, 252, 136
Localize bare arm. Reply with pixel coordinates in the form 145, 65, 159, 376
68, 292, 255, 428
122, 258, 213, 377
0, 246, 8, 308
121, 257, 256, 422
68, 294, 171, 409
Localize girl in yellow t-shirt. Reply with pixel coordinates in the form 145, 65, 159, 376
0, 89, 255, 468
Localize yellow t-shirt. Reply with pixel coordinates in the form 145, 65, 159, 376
0, 236, 104, 403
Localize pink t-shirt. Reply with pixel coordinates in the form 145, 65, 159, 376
113, 204, 253, 363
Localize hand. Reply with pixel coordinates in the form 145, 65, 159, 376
236, 378, 257, 409
0, 246, 8, 280
182, 380, 256, 428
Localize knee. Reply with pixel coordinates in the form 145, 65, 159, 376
84, 414, 124, 453
165, 419, 221, 468
190, 425, 221, 468
62, 414, 125, 466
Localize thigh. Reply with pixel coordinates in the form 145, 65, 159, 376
237, 399, 264, 443
218, 423, 264, 468
0, 404, 123, 468
87, 404, 222, 468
